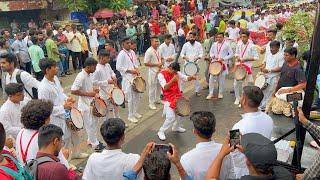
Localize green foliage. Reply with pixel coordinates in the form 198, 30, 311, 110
282, 11, 315, 55
61, 0, 131, 13
61, 0, 88, 12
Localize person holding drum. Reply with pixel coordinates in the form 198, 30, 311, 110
180, 32, 204, 96
38, 58, 89, 159
116, 37, 143, 123
206, 32, 234, 100
144, 36, 163, 110
233, 30, 259, 106
92, 49, 121, 119
159, 34, 176, 68
157, 62, 197, 141
71, 57, 106, 152
258, 40, 284, 111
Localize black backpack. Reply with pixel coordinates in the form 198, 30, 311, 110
25, 156, 55, 180
16, 70, 38, 99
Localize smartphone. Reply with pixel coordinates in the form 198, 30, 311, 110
230, 129, 241, 147
154, 144, 173, 154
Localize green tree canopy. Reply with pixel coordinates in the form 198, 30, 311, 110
61, 0, 131, 13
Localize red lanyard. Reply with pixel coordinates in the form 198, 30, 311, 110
123, 49, 134, 64
154, 50, 161, 63
19, 129, 39, 163
241, 42, 249, 58
216, 41, 225, 59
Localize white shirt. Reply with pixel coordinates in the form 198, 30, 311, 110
86, 29, 99, 48
265, 41, 283, 62
116, 49, 139, 93
264, 51, 284, 78
92, 63, 116, 100
235, 41, 259, 68
247, 21, 258, 32
159, 43, 176, 68
257, 18, 268, 28
181, 141, 235, 180
180, 41, 203, 63
209, 41, 234, 62
66, 31, 82, 52
226, 27, 240, 41
5, 68, 39, 101
38, 76, 68, 129
168, 20, 177, 36
71, 69, 94, 111
144, 46, 162, 76
83, 149, 142, 180
178, 28, 185, 37
0, 99, 24, 138
15, 128, 69, 168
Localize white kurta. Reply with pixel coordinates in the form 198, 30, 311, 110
86, 29, 99, 48
159, 43, 176, 68
0, 99, 24, 138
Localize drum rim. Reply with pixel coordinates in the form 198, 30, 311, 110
184, 62, 199, 76
133, 76, 146, 92
209, 62, 223, 75
112, 88, 125, 105
70, 108, 84, 129
175, 97, 191, 116
254, 75, 266, 88
235, 66, 247, 80
94, 97, 108, 115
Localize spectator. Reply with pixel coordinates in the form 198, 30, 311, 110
66, 25, 82, 72
11, 32, 32, 73
28, 36, 45, 81
54, 26, 70, 75
205, 133, 294, 180
46, 30, 64, 77
181, 111, 234, 180
83, 118, 142, 179
79, 27, 89, 69
87, 23, 99, 59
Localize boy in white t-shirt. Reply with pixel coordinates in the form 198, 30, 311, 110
225, 20, 240, 42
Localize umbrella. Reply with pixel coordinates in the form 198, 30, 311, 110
94, 8, 114, 18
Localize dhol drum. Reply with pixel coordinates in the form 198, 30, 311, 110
65, 108, 84, 131
132, 76, 146, 93
175, 97, 191, 117
234, 65, 247, 81
91, 97, 108, 117
184, 62, 199, 76
110, 88, 125, 106
254, 73, 268, 90
209, 61, 223, 76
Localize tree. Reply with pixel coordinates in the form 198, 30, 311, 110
61, 0, 131, 13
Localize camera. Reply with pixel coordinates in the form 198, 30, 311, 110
230, 129, 241, 147
286, 92, 303, 102
154, 144, 173, 154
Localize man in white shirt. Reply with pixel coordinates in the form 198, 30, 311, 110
38, 58, 88, 159
181, 111, 235, 180
225, 20, 240, 42
159, 34, 176, 68
234, 31, 259, 106
257, 14, 268, 29
87, 23, 99, 59
92, 49, 120, 118
259, 41, 284, 110
157, 62, 196, 141
231, 86, 274, 178
207, 32, 233, 99
180, 32, 204, 96
168, 18, 177, 37
116, 37, 142, 123
16, 99, 69, 168
83, 118, 142, 180
0, 52, 39, 102
261, 29, 279, 56
0, 83, 24, 141
66, 25, 82, 71
144, 37, 163, 110
247, 15, 258, 32
71, 58, 105, 152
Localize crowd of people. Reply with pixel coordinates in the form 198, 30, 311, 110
0, 0, 319, 179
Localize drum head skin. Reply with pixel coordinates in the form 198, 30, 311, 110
175, 97, 190, 116
184, 62, 199, 76
254, 75, 266, 89
94, 98, 108, 116
235, 66, 247, 81
209, 62, 222, 76
70, 108, 84, 129
133, 77, 146, 93
112, 88, 125, 106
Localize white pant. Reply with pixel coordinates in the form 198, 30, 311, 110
209, 71, 226, 95
100, 92, 120, 119
233, 75, 253, 100
126, 86, 140, 118
148, 74, 161, 105
82, 109, 99, 146
159, 102, 186, 132
91, 47, 98, 59
260, 76, 279, 109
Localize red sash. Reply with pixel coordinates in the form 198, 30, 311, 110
160, 70, 182, 109
19, 129, 38, 163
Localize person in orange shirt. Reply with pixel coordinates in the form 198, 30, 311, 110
99, 24, 109, 39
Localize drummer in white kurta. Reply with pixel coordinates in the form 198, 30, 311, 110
144, 37, 163, 110
92, 49, 120, 118
116, 37, 142, 123
206, 32, 234, 100
234, 31, 259, 106
159, 34, 176, 68
180, 32, 204, 96
259, 40, 284, 110
71, 58, 105, 152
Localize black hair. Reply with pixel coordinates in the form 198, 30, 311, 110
46, 30, 54, 37
0, 123, 5, 151
190, 111, 216, 139
98, 49, 110, 59
169, 62, 180, 72
216, 32, 224, 37
243, 86, 264, 108
150, 36, 159, 40
269, 40, 281, 48
39, 58, 57, 74
284, 47, 298, 57
30, 35, 38, 45
100, 118, 125, 145
266, 29, 277, 35
21, 100, 53, 130
83, 57, 98, 68
228, 20, 236, 25
38, 124, 63, 149
143, 151, 171, 180
240, 30, 250, 37
5, 83, 24, 95
209, 28, 217, 38
0, 53, 18, 67
121, 36, 131, 43
164, 34, 172, 40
